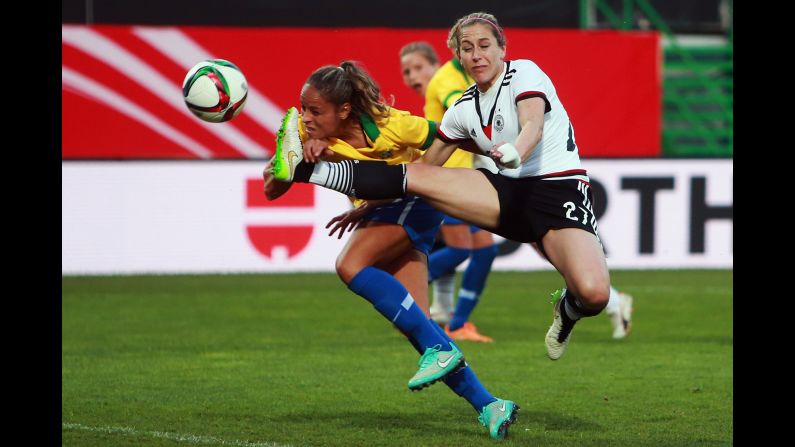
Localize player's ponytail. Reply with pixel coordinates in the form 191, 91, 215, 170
305, 61, 391, 123
339, 61, 391, 121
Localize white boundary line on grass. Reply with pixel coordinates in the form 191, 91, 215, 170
63, 422, 296, 447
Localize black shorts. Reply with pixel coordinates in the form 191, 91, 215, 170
478, 168, 601, 244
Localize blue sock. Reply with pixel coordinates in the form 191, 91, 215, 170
348, 267, 449, 350
428, 322, 496, 412
448, 245, 497, 331
428, 246, 470, 281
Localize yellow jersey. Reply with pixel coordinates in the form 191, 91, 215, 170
424, 59, 474, 169
297, 107, 435, 165
297, 107, 437, 206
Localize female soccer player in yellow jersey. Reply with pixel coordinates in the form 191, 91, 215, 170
400, 41, 499, 343
263, 60, 518, 440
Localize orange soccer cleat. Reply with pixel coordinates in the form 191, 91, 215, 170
445, 321, 494, 343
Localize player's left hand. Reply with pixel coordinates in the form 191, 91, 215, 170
325, 204, 372, 239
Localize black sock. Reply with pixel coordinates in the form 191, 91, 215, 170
563, 289, 603, 319
350, 161, 407, 199
303, 160, 407, 199
293, 161, 314, 183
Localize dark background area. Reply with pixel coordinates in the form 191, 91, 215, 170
62, 0, 726, 34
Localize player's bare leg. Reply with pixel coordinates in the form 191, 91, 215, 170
335, 222, 415, 284
406, 164, 501, 230
386, 248, 431, 316
540, 228, 610, 359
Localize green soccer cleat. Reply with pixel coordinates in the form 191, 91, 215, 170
407, 343, 464, 391
270, 107, 304, 182
478, 398, 519, 440
545, 288, 576, 360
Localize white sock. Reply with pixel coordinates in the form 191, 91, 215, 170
308, 160, 355, 195
431, 272, 456, 313
308, 161, 331, 184
605, 285, 621, 315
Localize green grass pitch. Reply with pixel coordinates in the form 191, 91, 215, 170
62, 270, 732, 446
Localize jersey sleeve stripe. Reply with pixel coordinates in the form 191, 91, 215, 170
540, 169, 587, 179
515, 91, 551, 113
436, 127, 470, 144
421, 120, 438, 149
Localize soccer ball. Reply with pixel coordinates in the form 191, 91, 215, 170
182, 59, 248, 123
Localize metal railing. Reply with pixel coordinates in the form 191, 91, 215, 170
580, 0, 733, 157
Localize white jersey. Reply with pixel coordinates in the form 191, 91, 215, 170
438, 59, 584, 179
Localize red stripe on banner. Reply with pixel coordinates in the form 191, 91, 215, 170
246, 180, 315, 207
108, 27, 265, 157
61, 89, 197, 158
110, 26, 277, 156
63, 26, 660, 159
246, 226, 314, 259
62, 40, 240, 158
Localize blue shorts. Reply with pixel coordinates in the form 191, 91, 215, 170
442, 214, 482, 234
362, 196, 443, 255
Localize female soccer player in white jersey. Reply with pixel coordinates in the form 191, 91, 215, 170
400, 40, 634, 341
270, 12, 613, 359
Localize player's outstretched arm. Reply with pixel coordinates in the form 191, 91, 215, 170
419, 138, 460, 166
512, 97, 546, 161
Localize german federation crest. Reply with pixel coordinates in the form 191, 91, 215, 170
494, 114, 504, 132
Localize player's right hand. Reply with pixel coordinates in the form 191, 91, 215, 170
489, 142, 522, 169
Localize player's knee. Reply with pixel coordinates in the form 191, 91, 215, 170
574, 280, 610, 312
335, 256, 361, 285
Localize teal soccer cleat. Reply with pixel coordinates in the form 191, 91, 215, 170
478, 398, 519, 440
407, 343, 464, 391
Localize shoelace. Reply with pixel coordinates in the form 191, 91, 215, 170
417, 344, 443, 368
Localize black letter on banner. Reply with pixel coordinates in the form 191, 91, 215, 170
621, 177, 675, 254
690, 177, 733, 253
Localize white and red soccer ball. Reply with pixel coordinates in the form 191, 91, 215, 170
182, 59, 248, 123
